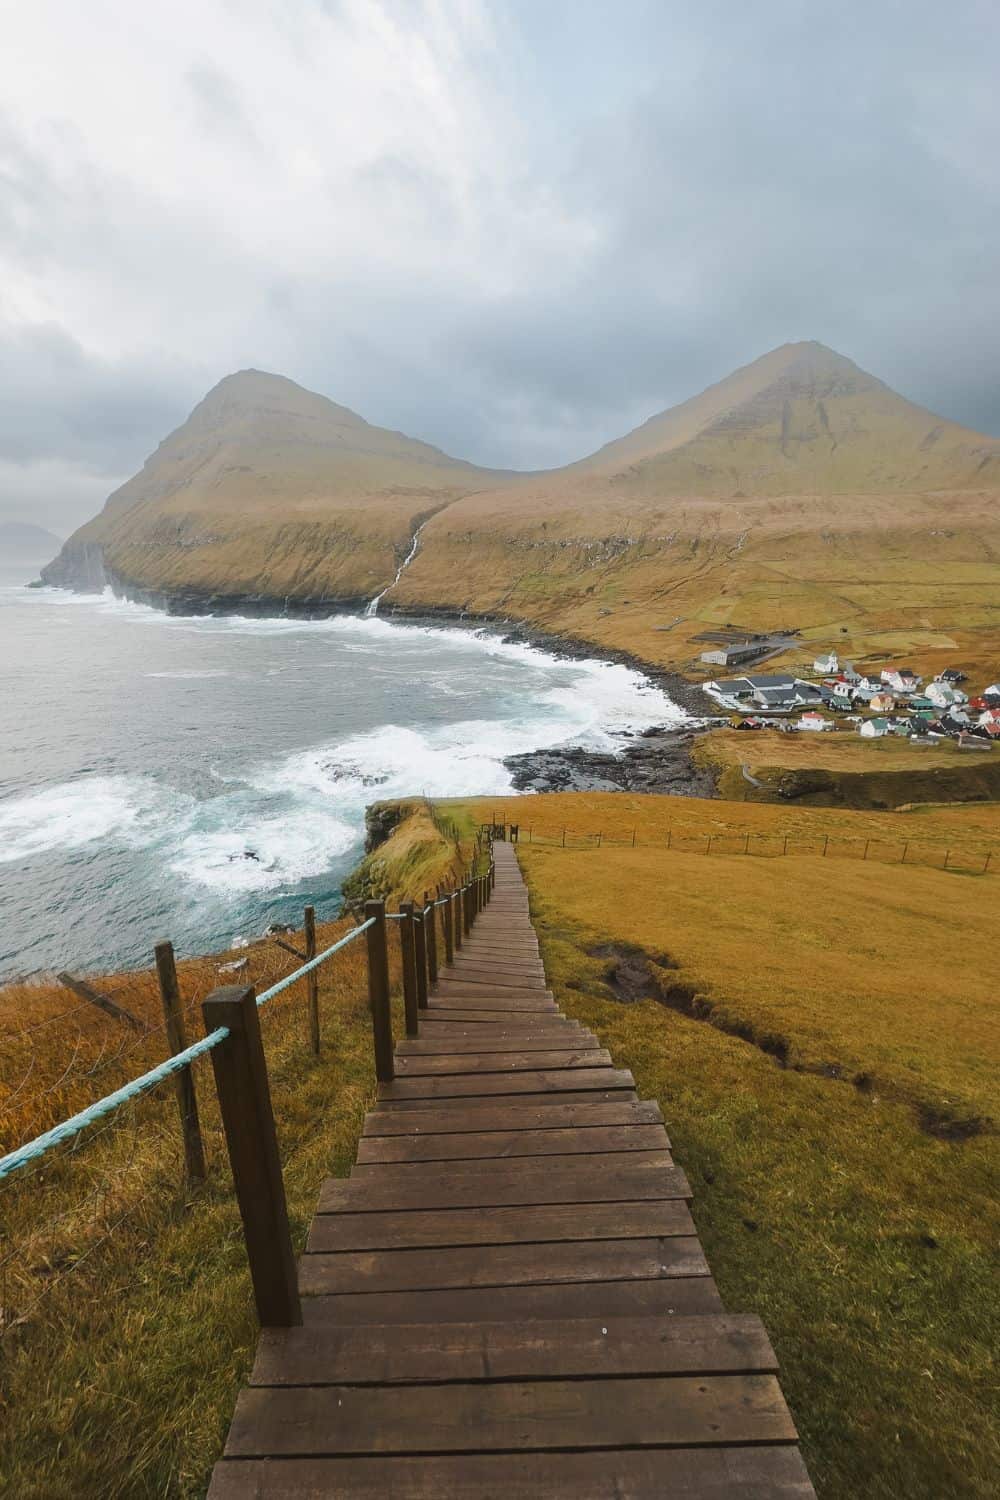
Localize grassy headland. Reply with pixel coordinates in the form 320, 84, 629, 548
694, 727, 1000, 808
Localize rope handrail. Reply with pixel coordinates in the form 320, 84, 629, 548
1, 915, 377, 1184
0, 1027, 229, 1182
255, 918, 374, 1005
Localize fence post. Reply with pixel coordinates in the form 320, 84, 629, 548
986, 851, 994, 874
399, 902, 419, 1037
597, 831, 602, 848
562, 828, 566, 847
413, 904, 429, 1010
443, 888, 455, 964
822, 836, 829, 858
304, 905, 319, 1055
783, 835, 788, 855
463, 882, 473, 938
744, 832, 750, 854
901, 842, 909, 864
425, 892, 438, 986
453, 889, 463, 950
632, 829, 636, 848
943, 848, 950, 870
202, 984, 301, 1327
667, 830, 672, 849
154, 940, 206, 1184
706, 835, 713, 854
863, 840, 870, 860
365, 900, 394, 1078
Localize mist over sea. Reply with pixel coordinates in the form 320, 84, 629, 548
0, 565, 685, 979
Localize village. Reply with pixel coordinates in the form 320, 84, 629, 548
700, 640, 1000, 748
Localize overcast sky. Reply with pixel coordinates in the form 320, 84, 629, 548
2, 0, 998, 536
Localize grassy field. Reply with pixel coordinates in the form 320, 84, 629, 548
694, 728, 1000, 808
435, 793, 998, 1497
0, 918, 390, 1496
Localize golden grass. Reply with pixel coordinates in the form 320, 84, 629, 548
693, 728, 1000, 808
0, 914, 404, 1496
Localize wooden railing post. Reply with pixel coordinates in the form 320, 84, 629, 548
413, 903, 429, 1010
424, 892, 439, 986
453, 889, 463, 950
463, 882, 472, 937
443, 888, 455, 964
155, 940, 206, 1184
304, 905, 319, 1054
202, 984, 301, 1327
365, 901, 394, 1079
399, 901, 419, 1038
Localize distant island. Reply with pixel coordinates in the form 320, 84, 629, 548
1, 521, 63, 563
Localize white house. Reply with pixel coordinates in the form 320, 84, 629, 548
855, 669, 885, 693
881, 667, 922, 693
798, 711, 830, 731
813, 652, 839, 674
832, 680, 856, 702
860, 717, 890, 738
984, 683, 1000, 701
926, 681, 968, 709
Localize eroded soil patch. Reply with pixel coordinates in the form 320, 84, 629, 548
583, 940, 990, 1140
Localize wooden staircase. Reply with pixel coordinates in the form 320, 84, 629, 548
208, 840, 815, 1497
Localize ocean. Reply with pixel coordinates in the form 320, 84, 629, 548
0, 564, 685, 979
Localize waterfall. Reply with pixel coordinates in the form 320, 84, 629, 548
364, 522, 426, 617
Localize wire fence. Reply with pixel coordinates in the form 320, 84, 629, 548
490, 823, 998, 875
0, 832, 496, 1365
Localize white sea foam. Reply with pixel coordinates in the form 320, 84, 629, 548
0, 775, 175, 863
171, 805, 356, 893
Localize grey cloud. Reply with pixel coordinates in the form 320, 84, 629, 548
1, 0, 998, 521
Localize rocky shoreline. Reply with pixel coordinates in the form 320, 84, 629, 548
504, 724, 718, 796
40, 567, 722, 800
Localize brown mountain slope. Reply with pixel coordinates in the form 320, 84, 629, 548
43, 370, 511, 602
43, 347, 1000, 678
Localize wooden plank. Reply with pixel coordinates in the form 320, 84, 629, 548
362, 1099, 662, 1135
351, 1149, 673, 1180
225, 1374, 795, 1456
377, 1088, 640, 1111
432, 984, 555, 1002
356, 1123, 670, 1164
418, 1013, 579, 1027
297, 1274, 723, 1329
319, 1161, 690, 1211
429, 990, 556, 1007
57, 971, 144, 1031
308, 1199, 694, 1251
392, 1048, 614, 1076
429, 998, 557, 1013
395, 1034, 596, 1056
209, 1445, 816, 1499
377, 1067, 636, 1102
299, 1235, 709, 1295
250, 1312, 776, 1386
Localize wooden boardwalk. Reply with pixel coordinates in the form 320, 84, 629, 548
209, 843, 815, 1497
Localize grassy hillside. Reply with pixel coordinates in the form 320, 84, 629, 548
42, 347, 1000, 686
